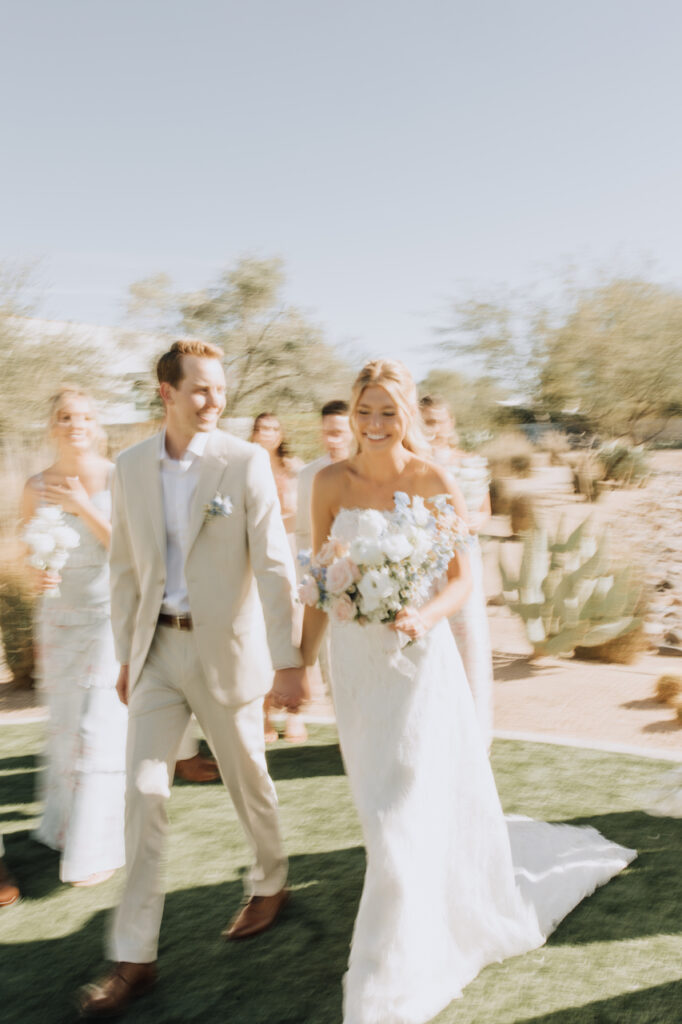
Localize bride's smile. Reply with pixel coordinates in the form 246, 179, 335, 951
354, 385, 405, 452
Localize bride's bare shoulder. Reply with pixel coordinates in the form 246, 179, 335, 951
408, 457, 454, 497
313, 459, 354, 499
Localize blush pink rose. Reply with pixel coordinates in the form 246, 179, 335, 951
326, 557, 360, 594
314, 538, 348, 568
331, 593, 355, 623
298, 576, 320, 606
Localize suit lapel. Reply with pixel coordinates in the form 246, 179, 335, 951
185, 434, 228, 557
143, 435, 166, 561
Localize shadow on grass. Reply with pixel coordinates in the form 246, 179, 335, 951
515, 979, 682, 1024
0, 846, 365, 1024
546, 811, 682, 945
0, 753, 39, 808
0, 754, 37, 772
0, 808, 34, 823
266, 740, 346, 781
3, 827, 63, 899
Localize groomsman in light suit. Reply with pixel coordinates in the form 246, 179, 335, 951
294, 400, 352, 560
295, 401, 352, 698
79, 340, 306, 1018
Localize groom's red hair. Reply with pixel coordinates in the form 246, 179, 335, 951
156, 339, 224, 389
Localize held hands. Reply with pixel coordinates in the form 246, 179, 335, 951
268, 666, 310, 713
41, 476, 90, 516
390, 606, 430, 641
468, 511, 487, 534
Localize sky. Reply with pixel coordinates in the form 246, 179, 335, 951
2, 0, 682, 381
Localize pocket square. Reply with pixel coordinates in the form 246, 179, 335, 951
204, 493, 233, 523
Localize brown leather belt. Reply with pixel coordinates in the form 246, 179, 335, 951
158, 612, 193, 631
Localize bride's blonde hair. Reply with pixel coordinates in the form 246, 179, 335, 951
350, 359, 430, 457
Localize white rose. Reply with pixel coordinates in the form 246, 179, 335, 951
331, 510, 360, 543
350, 537, 385, 567
37, 506, 62, 523
53, 525, 80, 549
355, 509, 387, 542
26, 533, 57, 557
357, 568, 396, 614
381, 533, 413, 563
410, 530, 433, 566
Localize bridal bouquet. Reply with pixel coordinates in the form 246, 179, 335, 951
298, 491, 468, 625
22, 506, 80, 598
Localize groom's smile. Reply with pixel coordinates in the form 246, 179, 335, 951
160, 354, 227, 449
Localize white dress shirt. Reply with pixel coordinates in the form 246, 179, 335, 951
159, 428, 211, 615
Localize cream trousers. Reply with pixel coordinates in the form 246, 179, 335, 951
108, 624, 288, 963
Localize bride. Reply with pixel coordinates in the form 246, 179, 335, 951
280, 359, 636, 1024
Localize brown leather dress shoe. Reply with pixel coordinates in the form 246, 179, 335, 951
174, 753, 220, 783
0, 858, 20, 907
222, 888, 289, 940
77, 961, 157, 1019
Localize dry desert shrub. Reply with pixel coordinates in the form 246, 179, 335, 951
0, 547, 35, 688
573, 624, 650, 665
562, 450, 604, 502
655, 674, 682, 704
481, 431, 535, 479
509, 493, 539, 535
537, 431, 572, 465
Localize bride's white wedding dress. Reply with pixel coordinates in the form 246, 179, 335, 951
329, 508, 636, 1024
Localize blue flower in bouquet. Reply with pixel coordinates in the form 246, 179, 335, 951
297, 548, 312, 572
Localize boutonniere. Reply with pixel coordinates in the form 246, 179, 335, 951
203, 493, 233, 523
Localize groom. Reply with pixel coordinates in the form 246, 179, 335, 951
79, 340, 306, 1018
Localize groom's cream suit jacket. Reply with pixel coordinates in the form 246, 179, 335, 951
110, 427, 302, 706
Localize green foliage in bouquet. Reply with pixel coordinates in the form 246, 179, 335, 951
499, 519, 643, 658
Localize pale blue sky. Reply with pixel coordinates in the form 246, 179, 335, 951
2, 0, 681, 379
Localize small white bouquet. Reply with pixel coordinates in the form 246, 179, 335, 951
22, 506, 80, 598
298, 491, 468, 627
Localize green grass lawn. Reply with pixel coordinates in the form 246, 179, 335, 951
0, 723, 680, 1024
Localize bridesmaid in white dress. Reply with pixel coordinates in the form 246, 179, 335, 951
295, 361, 635, 1024
420, 395, 494, 751
251, 412, 307, 743
22, 388, 127, 886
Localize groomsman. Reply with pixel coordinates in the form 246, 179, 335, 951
79, 339, 306, 1018
295, 400, 352, 560
295, 401, 352, 698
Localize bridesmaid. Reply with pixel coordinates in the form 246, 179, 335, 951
22, 387, 127, 885
250, 413, 303, 536
420, 395, 494, 751
250, 412, 306, 742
